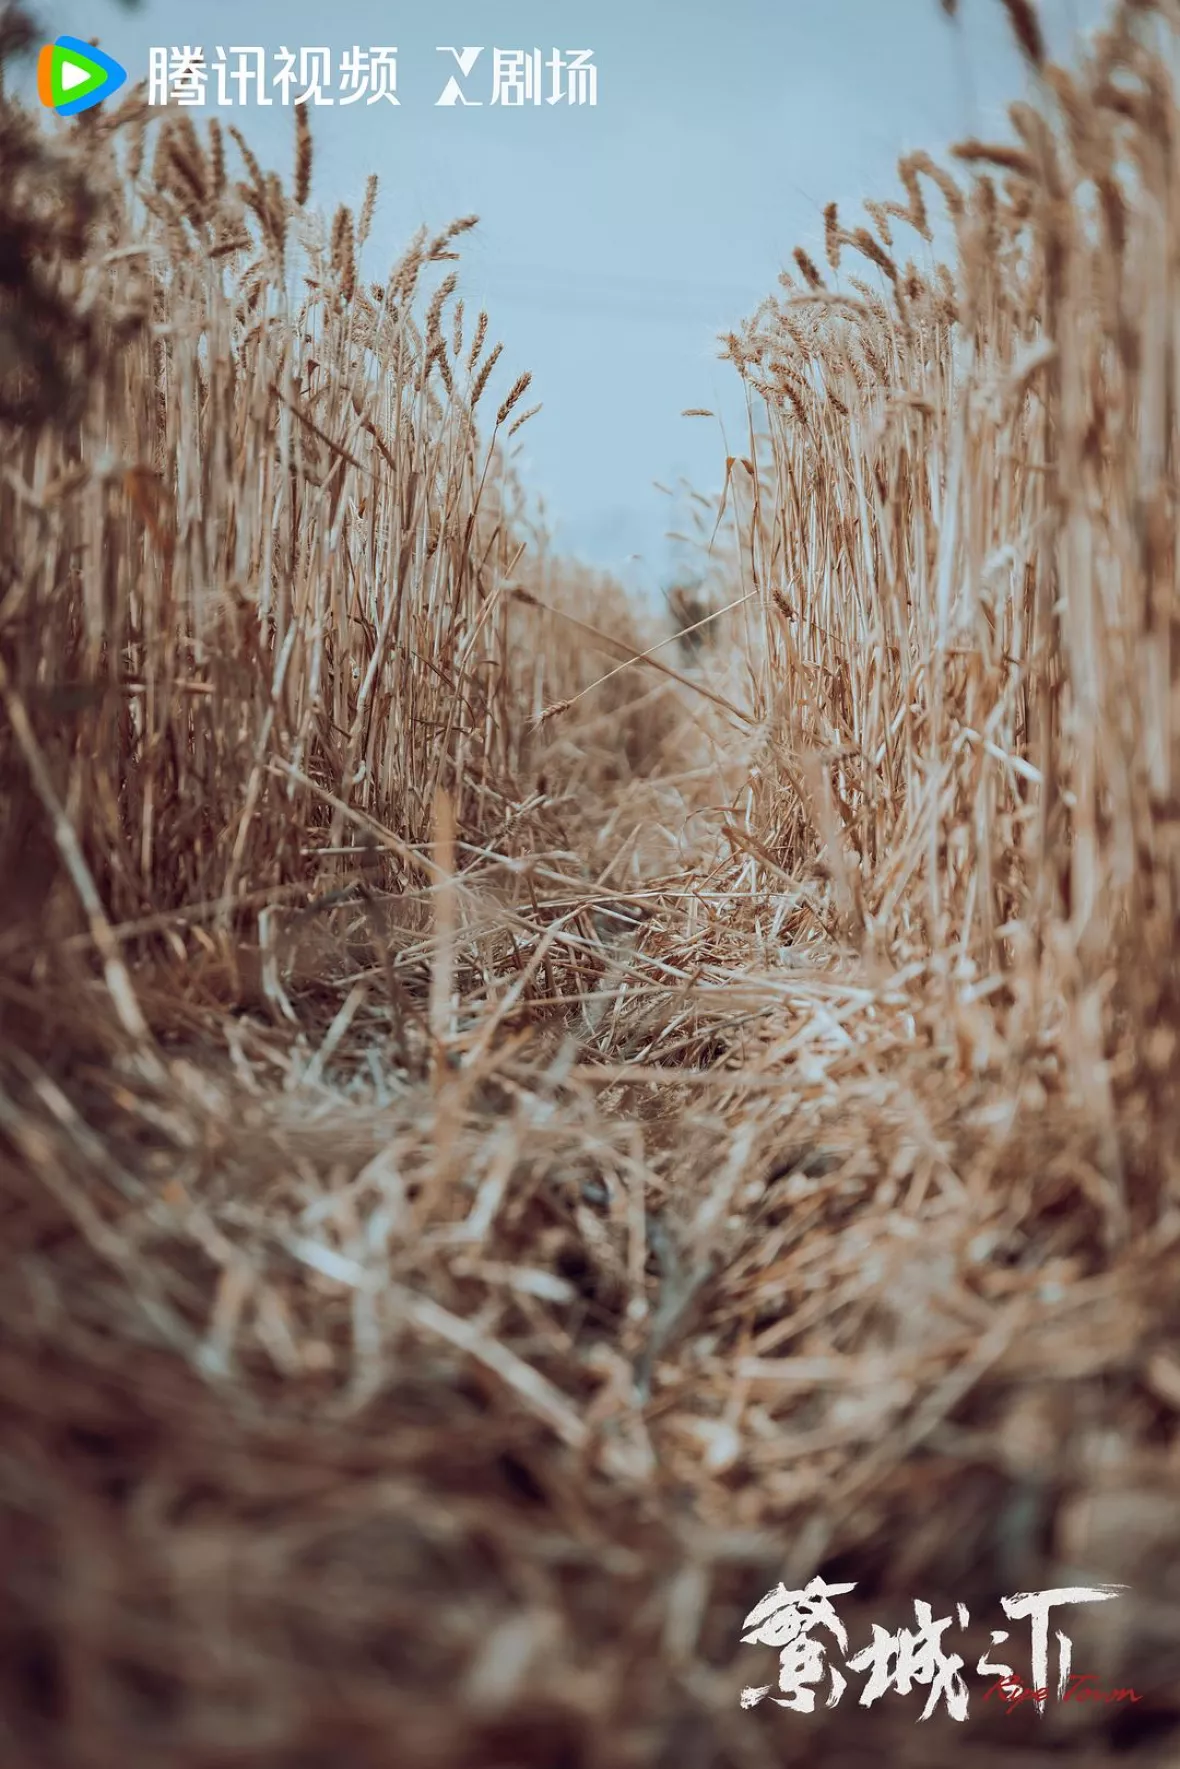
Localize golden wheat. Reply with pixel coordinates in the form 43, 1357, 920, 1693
1, 3, 1178, 1765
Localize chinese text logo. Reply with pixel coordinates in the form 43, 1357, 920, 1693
146, 47, 597, 109
741, 1578, 1138, 1723
38, 35, 127, 116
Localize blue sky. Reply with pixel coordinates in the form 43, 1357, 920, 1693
38, 0, 1105, 597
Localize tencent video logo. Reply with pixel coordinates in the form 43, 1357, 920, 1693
38, 35, 127, 115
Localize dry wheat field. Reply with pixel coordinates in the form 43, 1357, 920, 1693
1, 0, 1179, 1763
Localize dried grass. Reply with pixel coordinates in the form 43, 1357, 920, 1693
1, 2, 1179, 1765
